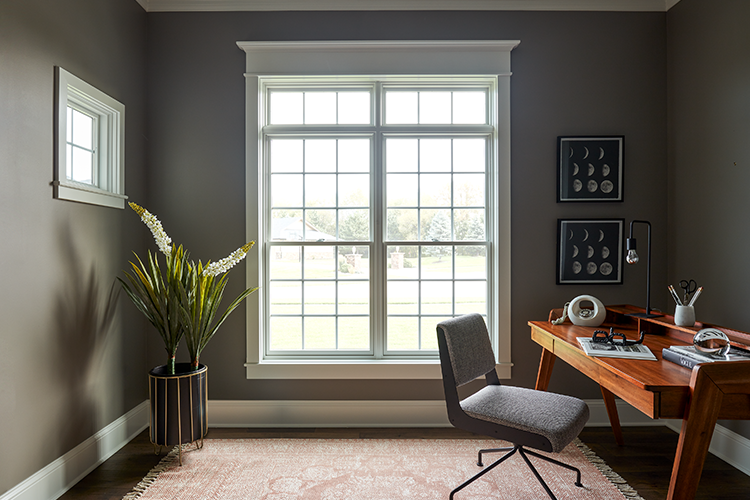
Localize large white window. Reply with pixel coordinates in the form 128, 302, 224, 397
240, 41, 517, 379
54, 68, 126, 209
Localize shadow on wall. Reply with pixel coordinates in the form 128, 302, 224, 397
53, 222, 120, 455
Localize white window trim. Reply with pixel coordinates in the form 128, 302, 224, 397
54, 67, 127, 209
238, 40, 517, 379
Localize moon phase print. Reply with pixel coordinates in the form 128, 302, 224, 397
557, 136, 623, 202
557, 219, 623, 284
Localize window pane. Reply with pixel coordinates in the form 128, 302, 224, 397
304, 92, 336, 124
456, 246, 486, 279
387, 245, 418, 279
71, 108, 93, 149
424, 209, 452, 242
305, 174, 336, 207
386, 209, 418, 241
270, 245, 301, 277
387, 174, 418, 207
304, 317, 336, 349
453, 139, 486, 172
338, 92, 370, 124
338, 246, 369, 279
385, 92, 418, 124
421, 281, 453, 315
338, 139, 370, 172
338, 174, 369, 207
305, 210, 336, 241
420, 139, 451, 172
338, 281, 369, 315
271, 140, 303, 173
419, 317, 441, 350
270, 317, 302, 350
454, 210, 485, 241
338, 317, 369, 349
419, 92, 451, 124
387, 316, 419, 350
387, 280, 418, 314
305, 139, 336, 172
270, 92, 303, 124
66, 107, 73, 143
304, 246, 336, 279
338, 209, 370, 241
270, 281, 301, 314
453, 92, 486, 124
455, 280, 487, 315
271, 174, 303, 207
421, 246, 452, 279
453, 174, 485, 207
386, 138, 418, 172
66, 144, 73, 179
304, 281, 336, 314
420, 174, 451, 207
453, 209, 487, 242
71, 146, 93, 184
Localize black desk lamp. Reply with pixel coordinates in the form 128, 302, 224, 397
626, 220, 662, 318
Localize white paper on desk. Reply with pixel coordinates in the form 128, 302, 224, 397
577, 337, 657, 361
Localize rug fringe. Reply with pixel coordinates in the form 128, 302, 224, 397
122, 446, 181, 499
575, 439, 645, 499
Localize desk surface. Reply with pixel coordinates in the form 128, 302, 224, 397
528, 304, 750, 420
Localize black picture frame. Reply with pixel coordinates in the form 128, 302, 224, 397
557, 218, 623, 285
557, 136, 624, 202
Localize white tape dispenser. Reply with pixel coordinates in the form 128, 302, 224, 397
567, 295, 607, 327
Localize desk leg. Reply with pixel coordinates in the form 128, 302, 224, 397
600, 386, 624, 446
535, 348, 556, 391
667, 372, 723, 499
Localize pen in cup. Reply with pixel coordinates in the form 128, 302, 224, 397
687, 286, 703, 307
668, 285, 683, 305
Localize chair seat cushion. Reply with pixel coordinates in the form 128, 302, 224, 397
460, 385, 589, 453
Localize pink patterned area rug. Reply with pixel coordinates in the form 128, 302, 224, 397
123, 438, 642, 500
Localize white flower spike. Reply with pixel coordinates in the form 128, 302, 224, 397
129, 202, 173, 257
203, 241, 255, 277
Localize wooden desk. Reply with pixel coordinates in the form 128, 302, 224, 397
529, 305, 750, 500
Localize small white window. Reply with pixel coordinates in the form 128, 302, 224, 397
54, 67, 126, 209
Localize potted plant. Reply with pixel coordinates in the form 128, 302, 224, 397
118, 203, 257, 461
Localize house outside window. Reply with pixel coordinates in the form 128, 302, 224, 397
239, 41, 517, 380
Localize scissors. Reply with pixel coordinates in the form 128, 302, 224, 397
679, 279, 697, 305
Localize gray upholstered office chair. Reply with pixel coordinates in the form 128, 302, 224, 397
436, 313, 590, 500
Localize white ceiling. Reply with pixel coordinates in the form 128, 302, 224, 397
136, 0, 683, 13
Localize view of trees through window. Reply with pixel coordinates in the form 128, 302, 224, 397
263, 82, 492, 358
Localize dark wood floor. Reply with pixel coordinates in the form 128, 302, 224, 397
59, 426, 750, 500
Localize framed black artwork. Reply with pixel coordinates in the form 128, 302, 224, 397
557, 136, 624, 202
557, 219, 623, 284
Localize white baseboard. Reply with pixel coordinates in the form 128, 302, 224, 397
0, 401, 149, 500
6, 397, 750, 500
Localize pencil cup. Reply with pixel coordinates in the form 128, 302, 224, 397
674, 305, 695, 327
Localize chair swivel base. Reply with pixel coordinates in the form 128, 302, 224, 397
449, 445, 583, 500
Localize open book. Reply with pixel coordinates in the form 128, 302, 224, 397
577, 337, 657, 361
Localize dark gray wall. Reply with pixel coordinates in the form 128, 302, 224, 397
146, 11, 667, 401
0, 0, 148, 494
668, 0, 750, 439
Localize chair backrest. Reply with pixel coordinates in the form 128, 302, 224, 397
436, 314, 496, 387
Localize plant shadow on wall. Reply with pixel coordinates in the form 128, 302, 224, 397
54, 222, 120, 455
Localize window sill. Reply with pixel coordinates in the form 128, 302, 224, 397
245, 360, 512, 380
53, 180, 127, 209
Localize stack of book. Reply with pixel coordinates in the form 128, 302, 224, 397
662, 344, 750, 369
